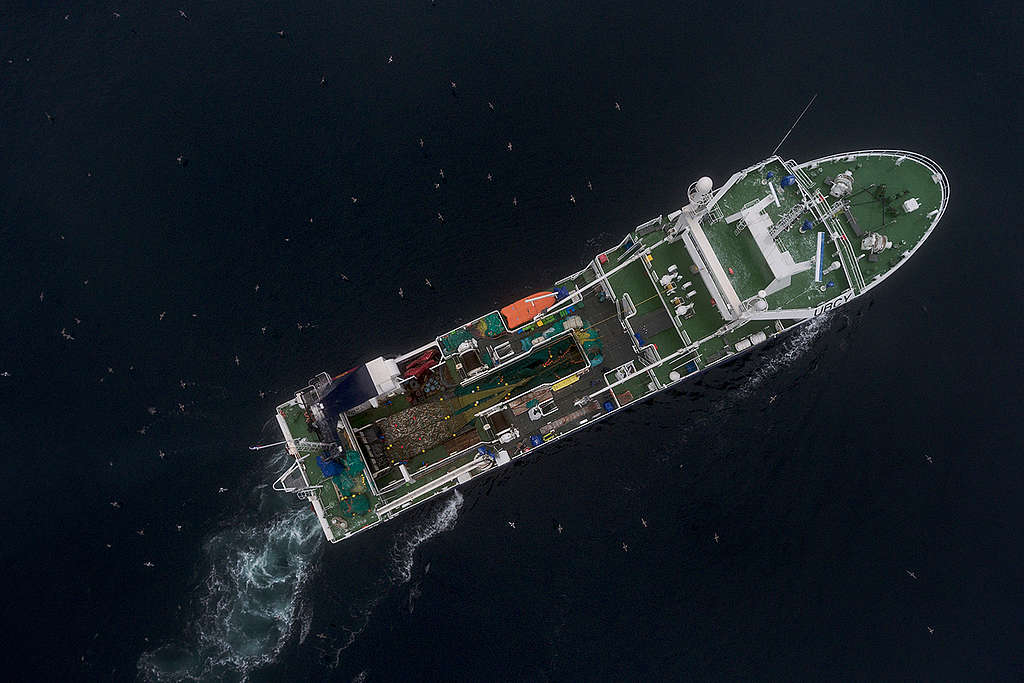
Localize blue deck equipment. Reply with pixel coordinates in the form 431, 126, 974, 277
780, 175, 797, 188
814, 232, 825, 283
800, 219, 814, 233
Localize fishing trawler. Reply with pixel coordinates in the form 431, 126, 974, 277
270, 149, 948, 543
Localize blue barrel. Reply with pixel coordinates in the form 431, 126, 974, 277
530, 435, 543, 447
780, 175, 797, 188
766, 171, 774, 179
800, 219, 813, 232
603, 401, 614, 412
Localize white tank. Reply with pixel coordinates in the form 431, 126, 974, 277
753, 298, 768, 312
734, 338, 752, 352
669, 371, 681, 382
695, 176, 713, 194
749, 330, 767, 345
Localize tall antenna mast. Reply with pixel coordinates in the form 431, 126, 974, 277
771, 93, 817, 157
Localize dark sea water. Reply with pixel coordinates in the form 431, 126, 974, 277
3, 0, 1022, 679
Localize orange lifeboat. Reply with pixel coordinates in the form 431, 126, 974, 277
500, 291, 557, 329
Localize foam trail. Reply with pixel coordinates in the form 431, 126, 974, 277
326, 491, 464, 667
389, 490, 464, 584
735, 312, 832, 398
137, 504, 323, 680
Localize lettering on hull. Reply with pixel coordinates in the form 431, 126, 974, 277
814, 292, 853, 316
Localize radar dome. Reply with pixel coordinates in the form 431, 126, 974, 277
695, 176, 713, 194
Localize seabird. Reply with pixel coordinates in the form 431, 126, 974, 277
507, 521, 515, 529
614, 101, 621, 111
569, 194, 576, 204
388, 55, 394, 64
159, 311, 166, 320
110, 501, 121, 509
60, 328, 75, 340
433, 182, 440, 190
350, 196, 358, 203
714, 532, 720, 543
439, 168, 445, 178
418, 138, 424, 148
0, 371, 10, 377
488, 101, 495, 110
641, 518, 648, 528
927, 626, 934, 634
586, 179, 593, 191
113, 11, 120, 19
45, 112, 55, 124
512, 197, 518, 207
557, 524, 563, 534
340, 273, 350, 281
450, 81, 457, 90
425, 278, 432, 288
234, 354, 240, 366
769, 394, 777, 404
39, 291, 44, 302
320, 75, 327, 87
158, 450, 165, 459
621, 542, 629, 552
398, 288, 404, 298
218, 487, 228, 493
178, 9, 189, 21
136, 529, 145, 536
176, 524, 183, 531
176, 154, 186, 167
276, 30, 286, 38
486, 172, 493, 181
925, 454, 933, 464
906, 570, 918, 579
437, 213, 444, 223
254, 284, 260, 292
143, 561, 155, 567
506, 141, 513, 151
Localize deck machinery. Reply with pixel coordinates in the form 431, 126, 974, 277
272, 150, 949, 543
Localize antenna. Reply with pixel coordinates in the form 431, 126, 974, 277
771, 93, 817, 157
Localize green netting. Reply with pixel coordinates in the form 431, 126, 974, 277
344, 450, 364, 475
342, 494, 371, 514
476, 313, 506, 338
440, 328, 473, 353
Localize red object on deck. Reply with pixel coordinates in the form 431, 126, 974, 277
402, 348, 440, 380
501, 291, 556, 329
598, 253, 609, 264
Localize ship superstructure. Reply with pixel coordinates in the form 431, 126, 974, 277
271, 150, 948, 543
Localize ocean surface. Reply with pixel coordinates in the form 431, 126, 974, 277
2, 0, 1022, 679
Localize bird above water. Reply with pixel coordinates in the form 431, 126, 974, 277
425, 278, 432, 288
906, 570, 918, 580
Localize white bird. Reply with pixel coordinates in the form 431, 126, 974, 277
0, 371, 9, 377
569, 194, 576, 204
39, 291, 45, 302
218, 487, 228, 493
621, 542, 629, 552
398, 288, 404, 299
506, 141, 513, 151
714, 532, 720, 543
425, 278, 432, 288
112, 11, 121, 19
557, 524, 563, 534
507, 521, 515, 529
488, 101, 495, 110
254, 284, 260, 292
512, 197, 518, 207
388, 55, 394, 64
906, 570, 918, 580
614, 101, 621, 111
136, 529, 145, 536
176, 524, 183, 531
234, 355, 240, 366
418, 138, 424, 148
439, 168, 445, 178
437, 213, 444, 223
159, 311, 166, 320
158, 450, 165, 459
641, 518, 648, 528
486, 172, 493, 182
178, 9, 189, 21
586, 179, 593, 191
449, 81, 456, 90
143, 561, 155, 567
927, 626, 934, 634
925, 454, 933, 464
110, 501, 121, 509
60, 328, 75, 340
351, 196, 358, 203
